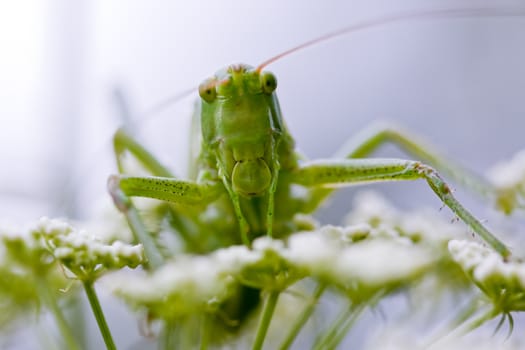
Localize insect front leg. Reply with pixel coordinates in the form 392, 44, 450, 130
293, 158, 511, 258
113, 127, 175, 177
109, 128, 222, 266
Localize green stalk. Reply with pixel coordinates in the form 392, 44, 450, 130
324, 303, 366, 350
161, 319, 177, 350
313, 304, 354, 350
83, 281, 116, 350
200, 316, 209, 350
36, 277, 81, 350
279, 284, 327, 350
422, 299, 481, 347
124, 204, 164, 269
456, 307, 498, 336
252, 291, 280, 350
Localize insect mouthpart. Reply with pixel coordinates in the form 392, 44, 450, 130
232, 158, 272, 197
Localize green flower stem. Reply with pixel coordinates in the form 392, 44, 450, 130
200, 316, 209, 350
423, 299, 481, 348
279, 283, 327, 350
83, 280, 116, 350
313, 304, 354, 350
36, 277, 81, 350
252, 291, 280, 350
161, 319, 177, 350
324, 303, 366, 350
457, 307, 498, 336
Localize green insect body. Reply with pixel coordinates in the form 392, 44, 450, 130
198, 64, 290, 242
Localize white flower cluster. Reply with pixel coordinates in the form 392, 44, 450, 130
0, 220, 51, 268
32, 217, 144, 280
448, 240, 525, 312
0, 222, 31, 250
287, 226, 435, 294
109, 256, 236, 319
0, 220, 68, 324
109, 223, 436, 319
487, 150, 525, 213
488, 149, 525, 190
108, 237, 298, 319
346, 191, 467, 246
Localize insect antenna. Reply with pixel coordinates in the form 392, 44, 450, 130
138, 87, 196, 120
132, 6, 525, 121
256, 6, 525, 72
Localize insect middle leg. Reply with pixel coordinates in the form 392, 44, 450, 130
293, 158, 511, 258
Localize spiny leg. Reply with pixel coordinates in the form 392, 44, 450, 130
266, 138, 281, 239
109, 174, 222, 262
306, 122, 502, 212
114, 128, 174, 177
220, 175, 250, 246
293, 158, 511, 258
110, 129, 220, 265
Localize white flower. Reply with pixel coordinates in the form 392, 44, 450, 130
346, 191, 467, 245
0, 220, 39, 255
31, 217, 144, 279
212, 244, 260, 274
107, 256, 237, 319
334, 239, 433, 287
488, 149, 525, 189
448, 240, 525, 311
486, 150, 525, 213
285, 230, 340, 273
285, 226, 435, 294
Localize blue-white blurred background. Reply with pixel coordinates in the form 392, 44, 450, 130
1, 0, 525, 348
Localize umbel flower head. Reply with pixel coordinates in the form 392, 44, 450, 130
108, 222, 437, 321
31, 217, 144, 281
0, 221, 65, 327
449, 240, 525, 314
487, 149, 525, 214
345, 191, 466, 246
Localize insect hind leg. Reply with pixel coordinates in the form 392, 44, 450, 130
304, 121, 502, 213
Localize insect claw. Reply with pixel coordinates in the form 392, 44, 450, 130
107, 174, 132, 212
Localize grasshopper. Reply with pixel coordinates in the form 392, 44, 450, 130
106, 7, 522, 333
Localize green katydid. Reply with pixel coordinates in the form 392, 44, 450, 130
108, 7, 520, 266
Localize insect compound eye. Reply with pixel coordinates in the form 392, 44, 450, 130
198, 79, 217, 103
260, 72, 277, 94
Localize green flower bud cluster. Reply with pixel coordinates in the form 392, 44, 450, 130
32, 217, 144, 281
449, 240, 525, 313
0, 221, 66, 326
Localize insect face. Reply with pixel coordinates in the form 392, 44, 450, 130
199, 64, 281, 197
